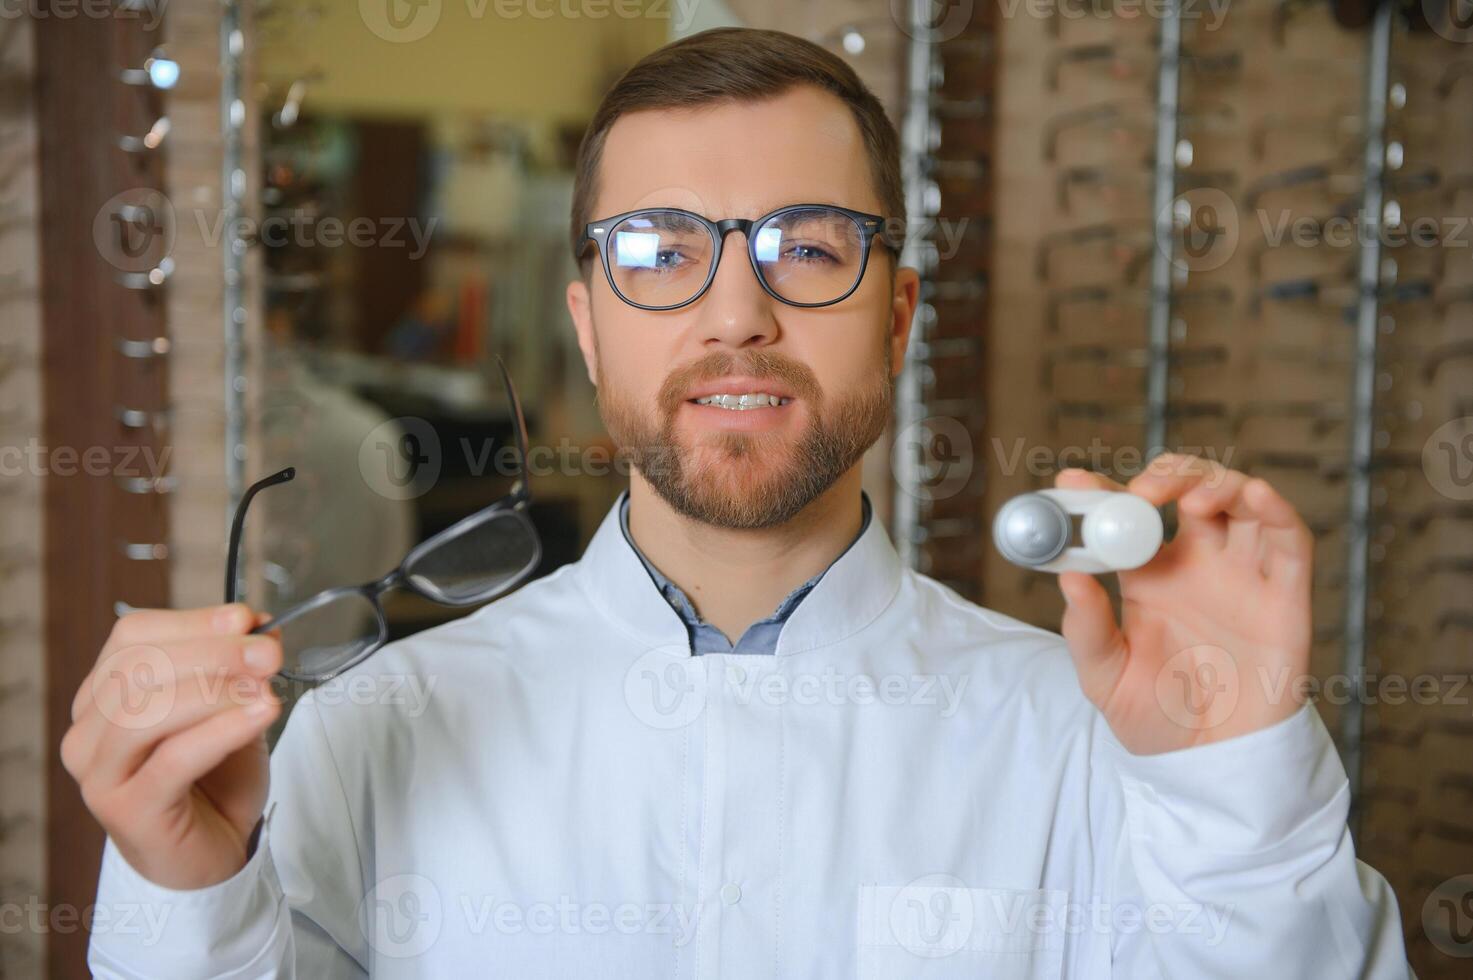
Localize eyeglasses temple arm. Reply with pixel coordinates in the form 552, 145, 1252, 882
494, 357, 532, 501
225, 466, 297, 604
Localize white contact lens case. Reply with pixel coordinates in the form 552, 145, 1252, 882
992, 488, 1163, 574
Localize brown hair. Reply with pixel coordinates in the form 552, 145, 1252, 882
569, 27, 904, 263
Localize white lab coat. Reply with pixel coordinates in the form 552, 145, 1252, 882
88, 495, 1410, 979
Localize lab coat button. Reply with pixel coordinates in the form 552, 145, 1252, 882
720, 883, 742, 906
727, 664, 747, 685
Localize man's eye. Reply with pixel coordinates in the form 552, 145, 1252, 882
629, 248, 699, 273
621, 250, 689, 272
783, 243, 837, 264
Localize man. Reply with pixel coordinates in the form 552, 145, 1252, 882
68, 27, 1408, 978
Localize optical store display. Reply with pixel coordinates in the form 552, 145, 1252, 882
976, 5, 1472, 973
892, 6, 997, 581
1, 1, 1471, 976
0, 14, 41, 978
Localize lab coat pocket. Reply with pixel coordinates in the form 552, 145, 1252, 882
857, 882, 1067, 980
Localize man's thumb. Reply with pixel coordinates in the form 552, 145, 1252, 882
1058, 572, 1127, 703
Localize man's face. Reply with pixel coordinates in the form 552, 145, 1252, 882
567, 86, 918, 529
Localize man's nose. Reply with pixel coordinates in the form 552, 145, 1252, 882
693, 229, 780, 348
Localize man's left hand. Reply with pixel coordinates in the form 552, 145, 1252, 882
1054, 453, 1315, 755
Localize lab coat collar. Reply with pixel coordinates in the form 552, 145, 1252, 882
576, 491, 903, 658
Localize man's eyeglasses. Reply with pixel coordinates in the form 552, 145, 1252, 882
224, 359, 542, 683
580, 203, 896, 311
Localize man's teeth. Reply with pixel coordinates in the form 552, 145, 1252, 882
692, 393, 792, 410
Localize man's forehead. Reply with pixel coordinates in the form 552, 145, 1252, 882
593, 87, 881, 218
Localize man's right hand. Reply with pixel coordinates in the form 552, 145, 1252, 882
60, 604, 283, 890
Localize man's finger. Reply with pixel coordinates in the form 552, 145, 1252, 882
1054, 467, 1128, 493
74, 605, 259, 722
1181, 468, 1253, 546
1131, 455, 1249, 549
83, 633, 281, 726
1240, 478, 1314, 583
1057, 571, 1128, 709
107, 604, 256, 652
1125, 453, 1229, 506
1178, 469, 1273, 524
126, 699, 279, 807
85, 674, 276, 789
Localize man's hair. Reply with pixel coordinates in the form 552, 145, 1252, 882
569, 27, 904, 264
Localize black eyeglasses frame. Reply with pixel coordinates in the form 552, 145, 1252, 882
222, 358, 540, 683
580, 203, 897, 311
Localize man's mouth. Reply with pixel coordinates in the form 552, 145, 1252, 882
682, 375, 799, 414
689, 392, 794, 410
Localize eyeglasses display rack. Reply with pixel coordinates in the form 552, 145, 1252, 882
24, 6, 189, 975
976, 3, 1473, 973
0, 14, 44, 979
893, 0, 999, 594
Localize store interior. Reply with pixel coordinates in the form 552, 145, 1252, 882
2, 0, 1472, 975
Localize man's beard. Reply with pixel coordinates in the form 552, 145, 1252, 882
597, 347, 893, 529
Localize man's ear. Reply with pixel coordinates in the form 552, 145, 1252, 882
888, 266, 921, 379
566, 277, 599, 387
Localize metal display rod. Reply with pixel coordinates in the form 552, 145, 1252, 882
221, 0, 249, 592
1340, 0, 1395, 824
1145, 0, 1182, 457
894, 0, 940, 569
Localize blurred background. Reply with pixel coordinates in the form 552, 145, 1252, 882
2, 0, 1472, 975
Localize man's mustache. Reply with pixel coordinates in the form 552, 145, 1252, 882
657, 350, 822, 417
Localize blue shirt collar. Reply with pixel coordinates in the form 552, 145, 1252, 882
617, 490, 873, 656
